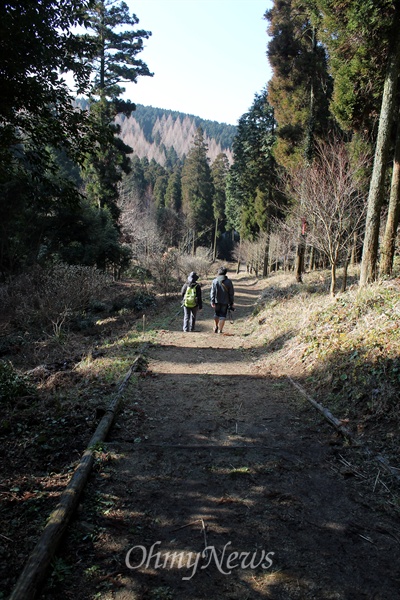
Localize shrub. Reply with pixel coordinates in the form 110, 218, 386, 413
0, 360, 35, 403
111, 291, 156, 312
178, 247, 213, 279
146, 249, 180, 298
6, 264, 111, 335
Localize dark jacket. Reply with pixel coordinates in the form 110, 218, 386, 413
210, 275, 234, 306
181, 272, 202, 309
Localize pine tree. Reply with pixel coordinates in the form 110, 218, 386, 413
211, 153, 229, 257
181, 127, 215, 250
315, 0, 397, 135
265, 0, 333, 169
81, 0, 152, 220
360, 11, 400, 285
226, 90, 279, 239
153, 172, 169, 208
313, 0, 400, 283
165, 168, 182, 212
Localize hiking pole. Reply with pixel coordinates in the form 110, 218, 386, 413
174, 302, 184, 318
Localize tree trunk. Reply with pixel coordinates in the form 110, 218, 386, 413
330, 261, 336, 296
236, 237, 242, 274
341, 248, 351, 293
350, 231, 358, 266
380, 112, 400, 276
263, 237, 269, 277
295, 234, 306, 282
309, 245, 316, 270
359, 20, 400, 286
213, 217, 218, 260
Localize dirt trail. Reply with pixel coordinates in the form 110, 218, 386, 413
53, 273, 400, 600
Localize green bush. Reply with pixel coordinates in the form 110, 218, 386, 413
0, 360, 35, 403
112, 291, 156, 312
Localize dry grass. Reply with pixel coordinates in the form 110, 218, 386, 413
248, 267, 400, 456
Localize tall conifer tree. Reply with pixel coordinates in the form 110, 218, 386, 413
265, 0, 333, 169
81, 0, 152, 220
226, 90, 279, 239
181, 127, 214, 250
211, 153, 229, 258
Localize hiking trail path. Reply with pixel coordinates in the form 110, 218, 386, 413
62, 272, 399, 600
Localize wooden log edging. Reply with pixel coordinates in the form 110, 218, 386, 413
287, 376, 355, 441
287, 376, 400, 483
9, 355, 144, 600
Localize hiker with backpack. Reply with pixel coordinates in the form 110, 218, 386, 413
210, 266, 235, 334
181, 271, 202, 332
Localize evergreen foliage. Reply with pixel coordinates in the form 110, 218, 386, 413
46, 199, 131, 271
226, 90, 282, 239
1, 0, 400, 283
165, 168, 182, 212
84, 0, 152, 101
211, 153, 230, 224
315, 0, 397, 135
265, 0, 333, 168
83, 98, 133, 221
181, 127, 215, 247
80, 0, 152, 222
0, 0, 94, 275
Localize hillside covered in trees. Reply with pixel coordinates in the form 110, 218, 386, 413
76, 99, 236, 166
118, 104, 236, 165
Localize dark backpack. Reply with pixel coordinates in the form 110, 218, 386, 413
184, 285, 197, 308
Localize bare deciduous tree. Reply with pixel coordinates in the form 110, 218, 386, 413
118, 188, 164, 265
286, 141, 370, 295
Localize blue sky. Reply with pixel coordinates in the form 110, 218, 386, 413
124, 0, 273, 125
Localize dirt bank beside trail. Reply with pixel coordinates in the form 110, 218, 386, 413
43, 273, 400, 600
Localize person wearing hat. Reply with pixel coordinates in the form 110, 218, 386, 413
210, 266, 235, 334
181, 271, 203, 332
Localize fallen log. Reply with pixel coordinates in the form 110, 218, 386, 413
9, 355, 143, 600
287, 376, 354, 441
287, 376, 400, 483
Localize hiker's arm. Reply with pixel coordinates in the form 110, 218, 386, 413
229, 281, 234, 305
210, 283, 215, 306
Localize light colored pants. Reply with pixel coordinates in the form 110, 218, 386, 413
183, 306, 198, 331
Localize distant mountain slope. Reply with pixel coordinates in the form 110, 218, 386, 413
116, 104, 236, 165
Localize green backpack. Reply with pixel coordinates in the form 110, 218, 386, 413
184, 285, 197, 308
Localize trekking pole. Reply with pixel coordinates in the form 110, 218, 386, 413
174, 302, 184, 318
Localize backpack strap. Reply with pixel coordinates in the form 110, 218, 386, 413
221, 281, 232, 304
